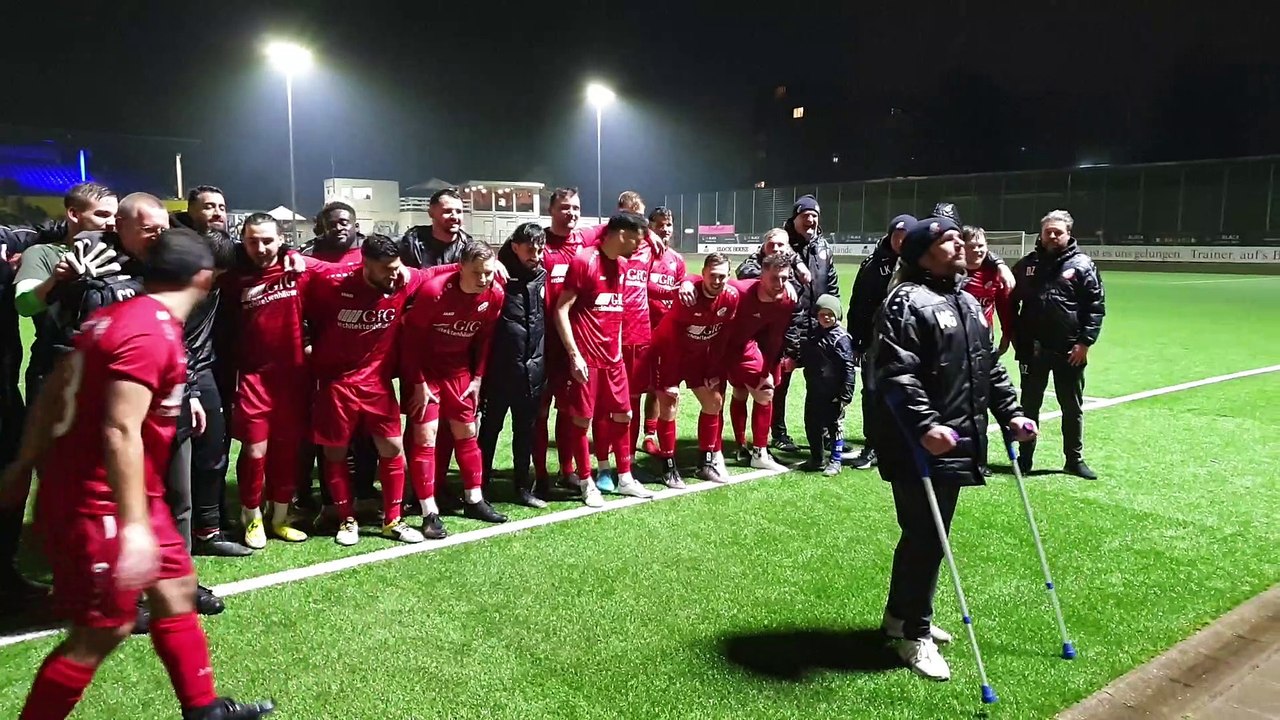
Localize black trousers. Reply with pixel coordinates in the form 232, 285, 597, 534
479, 388, 539, 493
772, 367, 795, 438
0, 352, 24, 570
167, 369, 229, 548
803, 391, 844, 464
1019, 354, 1086, 464
886, 478, 962, 640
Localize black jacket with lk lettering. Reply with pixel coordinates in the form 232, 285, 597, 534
871, 269, 1022, 487
1009, 241, 1106, 362
848, 235, 898, 356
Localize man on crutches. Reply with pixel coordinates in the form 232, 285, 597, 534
870, 216, 1038, 686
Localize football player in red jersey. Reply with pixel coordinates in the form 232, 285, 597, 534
222, 214, 311, 549
302, 234, 429, 547
638, 207, 685, 456
651, 253, 741, 486
961, 226, 1013, 354
401, 241, 506, 537
552, 212, 655, 506
534, 188, 587, 488
4, 228, 275, 720
724, 251, 797, 472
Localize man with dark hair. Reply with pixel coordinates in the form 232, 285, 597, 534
871, 216, 1036, 682
637, 206, 686, 456
847, 213, 915, 470
553, 212, 654, 505
402, 241, 507, 535
173, 186, 228, 235
302, 234, 428, 546
480, 223, 549, 507
4, 227, 276, 720
652, 253, 741, 485
399, 188, 471, 268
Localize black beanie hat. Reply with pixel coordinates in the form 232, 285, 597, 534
792, 194, 820, 218
900, 217, 961, 269
142, 227, 214, 285
887, 214, 916, 236
932, 202, 961, 225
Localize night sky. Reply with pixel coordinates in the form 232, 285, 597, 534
3, 0, 1276, 213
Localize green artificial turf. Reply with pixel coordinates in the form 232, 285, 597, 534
2, 270, 1278, 719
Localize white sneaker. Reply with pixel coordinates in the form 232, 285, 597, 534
712, 450, 729, 479
334, 518, 360, 546
616, 479, 654, 499
749, 446, 788, 472
382, 519, 425, 544
581, 480, 605, 508
882, 612, 954, 645
894, 637, 951, 681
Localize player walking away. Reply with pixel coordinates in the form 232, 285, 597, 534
402, 241, 507, 537
871, 216, 1036, 682
800, 295, 857, 475
222, 214, 311, 549
535, 188, 587, 488
553, 212, 654, 505
847, 214, 915, 470
302, 234, 426, 546
655, 254, 742, 485
1010, 210, 1105, 480
399, 187, 472, 268
723, 252, 795, 473
772, 195, 838, 454
4, 228, 275, 719
638, 206, 685, 457
479, 223, 549, 508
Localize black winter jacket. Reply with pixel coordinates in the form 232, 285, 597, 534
871, 270, 1022, 486
1009, 242, 1105, 362
399, 225, 471, 269
802, 324, 856, 405
783, 223, 839, 363
848, 235, 898, 355
485, 243, 547, 399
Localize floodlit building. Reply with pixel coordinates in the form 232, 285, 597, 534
323, 178, 401, 237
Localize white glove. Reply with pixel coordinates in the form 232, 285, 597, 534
66, 239, 123, 279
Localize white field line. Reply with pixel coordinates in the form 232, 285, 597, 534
3, 363, 1278, 649
1167, 276, 1280, 285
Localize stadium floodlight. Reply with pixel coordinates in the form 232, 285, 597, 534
585, 82, 616, 221
265, 40, 313, 242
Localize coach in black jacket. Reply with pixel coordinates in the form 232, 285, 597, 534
478, 223, 548, 507
871, 216, 1036, 680
1010, 209, 1105, 479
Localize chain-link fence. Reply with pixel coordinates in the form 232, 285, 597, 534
661, 155, 1280, 253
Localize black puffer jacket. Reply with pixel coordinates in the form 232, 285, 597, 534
399, 225, 472, 269
1009, 241, 1105, 361
47, 231, 145, 354
484, 242, 546, 400
802, 324, 857, 404
871, 269, 1022, 486
783, 223, 839, 363
848, 235, 898, 355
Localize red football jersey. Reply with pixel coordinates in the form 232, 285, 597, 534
39, 295, 187, 519
307, 244, 364, 270
303, 266, 429, 385
646, 246, 686, 328
964, 263, 1013, 335
224, 260, 309, 372
725, 278, 795, 366
562, 246, 628, 368
620, 240, 653, 346
652, 277, 741, 370
401, 269, 504, 383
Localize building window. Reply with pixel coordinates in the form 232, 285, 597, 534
792, 106, 804, 119
515, 189, 535, 213
352, 186, 373, 200
339, 187, 352, 199
832, 153, 840, 164
774, 85, 787, 99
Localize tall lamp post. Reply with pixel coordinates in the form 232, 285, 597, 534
586, 82, 615, 222
265, 40, 312, 242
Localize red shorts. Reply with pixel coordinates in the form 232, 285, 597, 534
48, 498, 193, 629
622, 344, 650, 396
655, 347, 720, 391
232, 368, 310, 444
727, 341, 773, 389
558, 363, 630, 419
312, 380, 403, 447
403, 373, 477, 425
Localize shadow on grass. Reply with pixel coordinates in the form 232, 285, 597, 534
719, 627, 900, 681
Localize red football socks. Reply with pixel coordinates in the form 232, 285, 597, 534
644, 418, 658, 435
151, 612, 218, 711
408, 441, 436, 500
20, 653, 97, 720
612, 420, 632, 474
378, 455, 406, 524
752, 402, 773, 449
629, 395, 643, 452
265, 442, 300, 505
455, 434, 484, 491
555, 412, 577, 478
568, 421, 592, 481
729, 395, 748, 447
592, 416, 611, 464
323, 457, 353, 518
235, 454, 267, 510
697, 412, 718, 453
658, 418, 677, 458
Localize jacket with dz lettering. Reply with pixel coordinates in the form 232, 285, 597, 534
871, 270, 1022, 487
848, 235, 898, 356
1009, 241, 1105, 361
48, 231, 145, 354
783, 224, 839, 363
399, 225, 472, 269
485, 243, 547, 400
